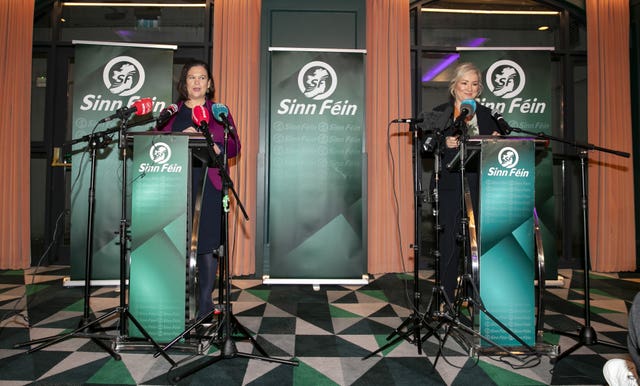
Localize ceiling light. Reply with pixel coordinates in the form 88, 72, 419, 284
421, 7, 559, 16
62, 2, 206, 7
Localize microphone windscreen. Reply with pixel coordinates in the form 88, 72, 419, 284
211, 103, 229, 123
165, 104, 178, 115
155, 104, 179, 128
192, 105, 210, 125
134, 98, 153, 115
460, 99, 476, 115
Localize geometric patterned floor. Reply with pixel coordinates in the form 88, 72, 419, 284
1, 265, 639, 385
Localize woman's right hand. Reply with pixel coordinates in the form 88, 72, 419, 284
445, 135, 460, 148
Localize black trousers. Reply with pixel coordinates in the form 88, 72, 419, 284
192, 167, 222, 318
434, 171, 480, 303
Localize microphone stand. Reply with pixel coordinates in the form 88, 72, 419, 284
417, 127, 463, 343
363, 122, 437, 359
14, 127, 120, 359
422, 128, 454, 317
15, 113, 174, 366
503, 126, 628, 362
166, 119, 298, 382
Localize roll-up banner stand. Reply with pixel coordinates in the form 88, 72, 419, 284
264, 48, 368, 286
459, 48, 560, 285
69, 41, 175, 285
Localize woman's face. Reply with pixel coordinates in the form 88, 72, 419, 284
454, 70, 480, 104
186, 65, 211, 101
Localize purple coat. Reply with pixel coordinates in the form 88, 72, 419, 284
158, 99, 240, 190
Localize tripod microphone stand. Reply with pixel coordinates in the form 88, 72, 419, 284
422, 129, 457, 321
14, 128, 120, 359
165, 117, 298, 382
363, 121, 438, 360
419, 108, 460, 323
502, 126, 629, 363
16, 113, 173, 366
550, 151, 626, 362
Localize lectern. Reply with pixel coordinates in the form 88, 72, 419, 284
127, 132, 210, 343
469, 136, 543, 348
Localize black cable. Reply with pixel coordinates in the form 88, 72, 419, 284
386, 121, 415, 313
0, 209, 67, 333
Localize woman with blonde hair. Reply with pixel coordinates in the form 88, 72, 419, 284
430, 62, 500, 303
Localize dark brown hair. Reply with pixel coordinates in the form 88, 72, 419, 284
176, 59, 216, 101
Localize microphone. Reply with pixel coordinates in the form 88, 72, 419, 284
453, 99, 476, 128
191, 104, 210, 131
392, 117, 424, 123
211, 103, 230, 124
490, 109, 513, 135
98, 97, 153, 123
212, 103, 239, 137
155, 104, 178, 127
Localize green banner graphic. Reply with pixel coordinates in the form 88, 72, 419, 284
70, 43, 174, 281
267, 50, 366, 279
129, 134, 188, 341
479, 139, 536, 347
460, 50, 557, 281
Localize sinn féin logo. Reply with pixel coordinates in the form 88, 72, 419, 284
103, 56, 146, 97
150, 142, 171, 164
139, 142, 182, 174
485, 60, 526, 99
498, 147, 519, 169
297, 61, 337, 100
488, 146, 529, 177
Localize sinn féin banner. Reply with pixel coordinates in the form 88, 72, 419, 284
70, 42, 175, 283
265, 49, 366, 284
459, 49, 558, 282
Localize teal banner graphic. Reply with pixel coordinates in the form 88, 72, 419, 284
70, 43, 174, 281
479, 139, 536, 347
267, 50, 365, 279
129, 134, 188, 341
460, 50, 557, 281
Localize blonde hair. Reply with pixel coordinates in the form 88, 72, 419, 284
448, 62, 484, 98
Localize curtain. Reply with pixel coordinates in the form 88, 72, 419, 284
212, 0, 261, 276
0, 1, 34, 269
586, 0, 636, 272
365, 0, 414, 274
214, 0, 413, 276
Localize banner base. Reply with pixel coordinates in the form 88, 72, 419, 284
475, 342, 559, 358
63, 277, 124, 288
262, 275, 370, 290
534, 275, 565, 288
114, 339, 201, 354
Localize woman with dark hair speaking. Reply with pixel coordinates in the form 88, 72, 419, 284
157, 59, 241, 322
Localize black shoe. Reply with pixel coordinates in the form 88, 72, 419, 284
197, 314, 214, 324
195, 323, 212, 337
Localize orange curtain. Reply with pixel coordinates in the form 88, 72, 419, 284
365, 0, 414, 274
0, 0, 34, 269
212, 0, 261, 276
586, 0, 636, 272
214, 0, 413, 276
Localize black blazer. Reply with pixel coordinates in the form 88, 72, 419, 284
430, 101, 500, 191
